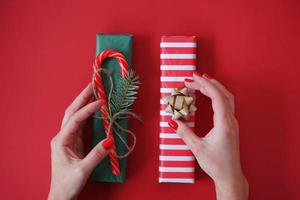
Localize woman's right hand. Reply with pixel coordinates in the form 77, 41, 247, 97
168, 72, 249, 200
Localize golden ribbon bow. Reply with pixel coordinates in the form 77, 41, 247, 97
163, 87, 197, 120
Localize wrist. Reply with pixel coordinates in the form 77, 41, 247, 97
214, 173, 249, 200
48, 190, 77, 200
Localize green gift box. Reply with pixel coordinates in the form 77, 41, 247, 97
91, 34, 133, 183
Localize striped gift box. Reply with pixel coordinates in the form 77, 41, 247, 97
159, 36, 197, 183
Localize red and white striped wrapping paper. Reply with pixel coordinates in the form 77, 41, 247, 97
159, 36, 197, 183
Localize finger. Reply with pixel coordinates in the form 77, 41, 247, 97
209, 79, 232, 99
60, 100, 101, 143
208, 79, 235, 113
62, 83, 93, 128
184, 74, 232, 126
169, 119, 200, 150
80, 137, 114, 174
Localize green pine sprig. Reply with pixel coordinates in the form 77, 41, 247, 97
110, 70, 140, 115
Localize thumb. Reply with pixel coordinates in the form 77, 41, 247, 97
80, 137, 114, 174
169, 119, 200, 151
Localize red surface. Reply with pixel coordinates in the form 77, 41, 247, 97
0, 0, 299, 199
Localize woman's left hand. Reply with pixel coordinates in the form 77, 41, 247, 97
48, 83, 114, 200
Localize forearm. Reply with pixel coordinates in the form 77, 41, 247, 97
214, 174, 249, 200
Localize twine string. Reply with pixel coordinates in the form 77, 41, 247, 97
92, 68, 141, 159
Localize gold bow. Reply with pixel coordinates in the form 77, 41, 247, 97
163, 87, 197, 120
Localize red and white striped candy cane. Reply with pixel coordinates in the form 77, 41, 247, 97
93, 49, 129, 176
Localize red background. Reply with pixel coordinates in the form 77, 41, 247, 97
1, 0, 300, 199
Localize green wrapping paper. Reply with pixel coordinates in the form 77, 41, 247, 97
91, 34, 133, 183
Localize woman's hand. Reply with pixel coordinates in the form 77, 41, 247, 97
48, 84, 114, 200
168, 72, 249, 200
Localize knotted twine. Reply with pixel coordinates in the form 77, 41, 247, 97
92, 49, 140, 176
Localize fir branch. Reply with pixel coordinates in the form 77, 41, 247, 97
110, 70, 140, 115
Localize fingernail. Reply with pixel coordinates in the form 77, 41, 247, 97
168, 120, 178, 130
203, 73, 211, 79
96, 100, 103, 106
184, 78, 194, 83
193, 71, 202, 77
102, 137, 114, 150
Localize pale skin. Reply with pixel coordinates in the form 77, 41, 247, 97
178, 72, 249, 200
49, 84, 113, 200
48, 72, 248, 200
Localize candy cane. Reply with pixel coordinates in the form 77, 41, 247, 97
93, 49, 129, 176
